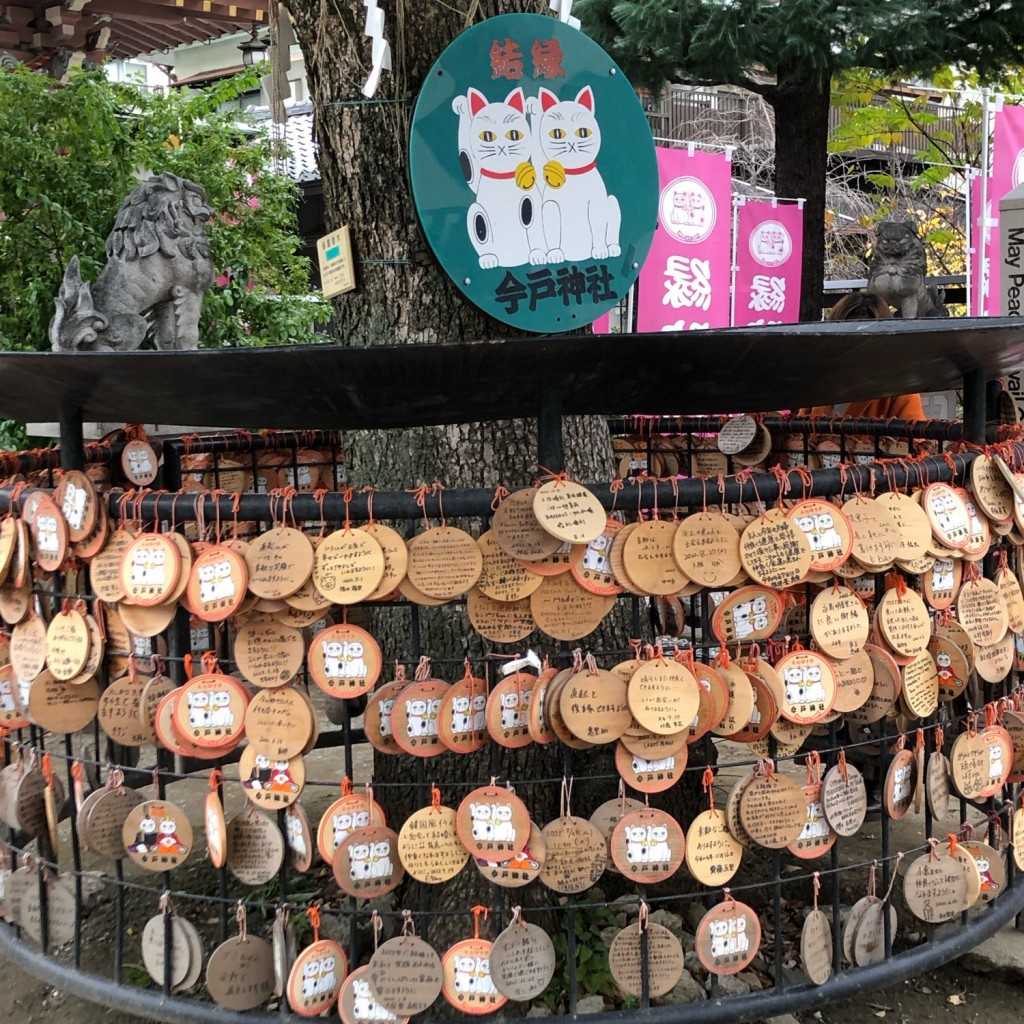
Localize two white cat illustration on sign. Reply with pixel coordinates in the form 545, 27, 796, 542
453, 84, 621, 268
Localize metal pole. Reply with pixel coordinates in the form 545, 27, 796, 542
963, 368, 988, 445
537, 389, 564, 473
58, 406, 85, 472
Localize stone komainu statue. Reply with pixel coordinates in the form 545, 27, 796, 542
865, 220, 947, 318
49, 172, 214, 352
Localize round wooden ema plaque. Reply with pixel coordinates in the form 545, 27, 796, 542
718, 414, 757, 453
685, 808, 743, 884
787, 499, 853, 572
486, 672, 536, 748
810, 585, 869, 659
622, 519, 690, 596
671, 512, 742, 588
440, 937, 506, 1014
571, 518, 624, 596
931, 636, 969, 701
558, 665, 631, 745
308, 624, 382, 699
457, 786, 530, 859
728, 674, 776, 744
476, 530, 545, 603
438, 675, 489, 754
788, 783, 836, 859
696, 899, 761, 976
775, 650, 836, 725
69, 612, 105, 687
0, 666, 26, 731
406, 527, 483, 600
244, 685, 314, 761
614, 739, 686, 794
226, 806, 285, 885
335, 824, 404, 899
312, 527, 386, 605
739, 509, 812, 590
466, 589, 535, 644
608, 921, 684, 999
391, 679, 450, 757
28, 669, 100, 734
903, 849, 972, 923
185, 545, 246, 623
368, 934, 442, 1017
54, 470, 97, 543
538, 815, 608, 894
11, 612, 47, 681
962, 840, 1006, 905
232, 614, 304, 688
957, 576, 1009, 647
950, 728, 1011, 800
922, 482, 972, 550
522, 540, 588, 579
627, 657, 699, 736
959, 489, 992, 559
609, 808, 684, 882
205, 790, 228, 869
473, 821, 546, 888
883, 748, 917, 820
844, 496, 900, 570
875, 585, 931, 658
142, 913, 194, 990
287, 938, 347, 1017
529, 572, 614, 641
81, 786, 146, 860
738, 771, 808, 849
620, 723, 688, 763
974, 633, 1015, 684
120, 438, 159, 485
923, 557, 961, 611
123, 799, 193, 871
339, 966, 410, 1024
710, 586, 783, 646
45, 605, 89, 681
398, 803, 469, 884
360, 522, 410, 602
30, 495, 68, 573
491, 488, 562, 561
532, 480, 606, 545
801, 908, 833, 985
245, 527, 314, 600
120, 533, 179, 606
489, 919, 556, 1002
239, 747, 304, 810
317, 792, 388, 864
925, 751, 953, 822
590, 796, 645, 874
364, 681, 409, 755
283, 803, 312, 873
206, 932, 275, 1011
527, 667, 559, 746
845, 644, 900, 726
900, 651, 939, 719
831, 649, 874, 715
97, 674, 154, 747
174, 673, 248, 749
711, 660, 756, 738
821, 762, 868, 837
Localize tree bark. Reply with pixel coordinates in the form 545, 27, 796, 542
769, 77, 831, 323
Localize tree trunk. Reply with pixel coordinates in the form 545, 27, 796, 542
769, 77, 830, 323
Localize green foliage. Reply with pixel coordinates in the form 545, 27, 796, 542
0, 65, 328, 352
541, 899, 620, 1012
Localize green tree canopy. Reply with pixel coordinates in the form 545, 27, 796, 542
577, 0, 1024, 319
0, 66, 327, 354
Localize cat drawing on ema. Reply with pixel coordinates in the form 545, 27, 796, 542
453, 87, 545, 270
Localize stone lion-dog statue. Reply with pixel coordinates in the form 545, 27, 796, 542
49, 172, 214, 352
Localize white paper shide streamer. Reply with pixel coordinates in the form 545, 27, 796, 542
361, 0, 392, 99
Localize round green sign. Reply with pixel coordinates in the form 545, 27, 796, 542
409, 14, 658, 334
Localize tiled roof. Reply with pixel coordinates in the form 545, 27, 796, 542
253, 103, 320, 184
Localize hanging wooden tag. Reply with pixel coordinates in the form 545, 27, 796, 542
398, 796, 469, 885
930, 636, 969, 701
438, 672, 489, 753
950, 726, 1011, 800
590, 794, 646, 870
740, 509, 812, 589
904, 846, 972, 923
622, 519, 690, 596
476, 530, 544, 602
962, 839, 1005, 905
312, 527, 386, 605
671, 513, 742, 588
226, 805, 285, 886
571, 518, 624, 596
925, 748, 953, 822
899, 651, 939, 719
142, 910, 195, 990
30, 496, 68, 573
530, 572, 613, 640
789, 781, 835, 859
958, 488, 992, 559
473, 821, 546, 888
175, 673, 248, 749
614, 739, 686, 794
876, 584, 931, 657
27, 668, 99, 734
711, 658, 756, 738
120, 438, 158, 485
559, 663, 630, 744
970, 455, 1015, 523
810, 585, 869, 659
609, 807, 684, 881
696, 898, 761, 975
532, 480, 606, 545
975, 633, 1015, 683
852, 898, 895, 968
491, 488, 562, 561
233, 614, 304, 689
801, 907, 833, 985
238, 747, 304, 809
287, 937, 347, 1017
0, 518, 17, 587
957, 575, 1009, 647
54, 470, 97, 543
308, 623, 382, 699
489, 914, 557, 1001
775, 649, 837, 724
457, 786, 530, 858
317, 789, 387, 864
11, 612, 47, 681
98, 674, 154, 746
441, 935, 507, 1014
335, 824, 404, 899
245, 527, 314, 600
998, 565, 1024, 633
368, 932, 442, 1018
185, 545, 246, 623
883, 747, 917, 819
406, 527, 483, 600
44, 605, 89, 682
364, 680, 409, 755
466, 589, 535, 644
391, 679, 451, 757
787, 499, 852, 572
486, 672, 537, 748
123, 799, 193, 871
81, 782, 145, 860
608, 918, 684, 998
627, 656, 699, 735
339, 965, 409, 1024
738, 768, 808, 848
538, 815, 607, 894
205, 784, 228, 870
830, 649, 873, 714
845, 644, 900, 725
922, 483, 972, 550
120, 533, 180, 606
243, 684, 314, 760
711, 585, 783, 645
730, 673, 775, 743
686, 806, 743, 885
206, 926, 274, 1011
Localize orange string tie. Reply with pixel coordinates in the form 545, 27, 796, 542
307, 905, 321, 942
914, 728, 925, 754
838, 748, 849, 783
715, 646, 731, 669
71, 759, 84, 785
183, 653, 195, 680
472, 905, 489, 940
490, 485, 510, 512
431, 784, 442, 810
341, 776, 353, 797
536, 466, 567, 485
342, 487, 354, 531
209, 768, 224, 792
41, 752, 53, 789
201, 651, 218, 676
701, 767, 716, 814
407, 484, 432, 529
935, 725, 944, 749
948, 833, 958, 858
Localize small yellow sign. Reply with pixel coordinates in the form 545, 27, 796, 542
317, 226, 356, 298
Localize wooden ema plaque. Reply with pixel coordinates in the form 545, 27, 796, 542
441, 937, 507, 1014
490, 488, 562, 561
226, 805, 285, 885
538, 815, 607, 894
174, 673, 248, 749
308, 623, 382, 698
123, 799, 193, 871
962, 840, 1005, 905
529, 571, 613, 641
904, 845, 972, 923
364, 680, 409, 755
339, 966, 409, 1024
54, 470, 97, 542
884, 747, 917, 819
622, 519, 690, 596
801, 907, 833, 985
876, 584, 931, 657
239, 746, 304, 809
711, 586, 783, 645
614, 739, 686, 794
950, 726, 1011, 800
845, 644, 900, 725
686, 806, 742, 884
31, 495, 68, 573
29, 669, 100, 735
558, 664, 630, 744
831, 649, 874, 714
439, 673, 489, 753
473, 821, 545, 888
245, 527, 314, 600
335, 824, 404, 899
957, 576, 1009, 647
627, 656, 699, 735
406, 527, 483, 600
391, 679, 450, 757
922, 483, 971, 550
398, 800, 469, 884
532, 480, 606, 545
98, 674, 154, 747
205, 788, 228, 869
787, 499, 852, 572
287, 938, 346, 1017
466, 589, 535, 644
361, 522, 410, 601
141, 912, 195, 991
312, 527, 386, 604
457, 786, 530, 858
672, 513, 742, 588
317, 790, 387, 864
696, 899, 761, 976
488, 917, 556, 1001
609, 808, 684, 881
476, 530, 544, 603
244, 685, 313, 760
775, 650, 836, 725
844, 496, 899, 569
187, 545, 247, 622
368, 933, 443, 1017
738, 768, 807, 849
487, 672, 536, 748
923, 557, 961, 611
810, 584, 868, 659
206, 930, 275, 1011
900, 651, 939, 718
285, 803, 313, 872
931, 635, 969, 701
45, 605, 89, 681
608, 920, 684, 998
739, 509, 812, 590
233, 614, 304, 688
572, 518, 624, 596
711, 658, 755, 737
120, 533, 179, 606
788, 781, 835, 859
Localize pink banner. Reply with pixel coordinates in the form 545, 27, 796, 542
731, 200, 804, 326
636, 147, 733, 332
